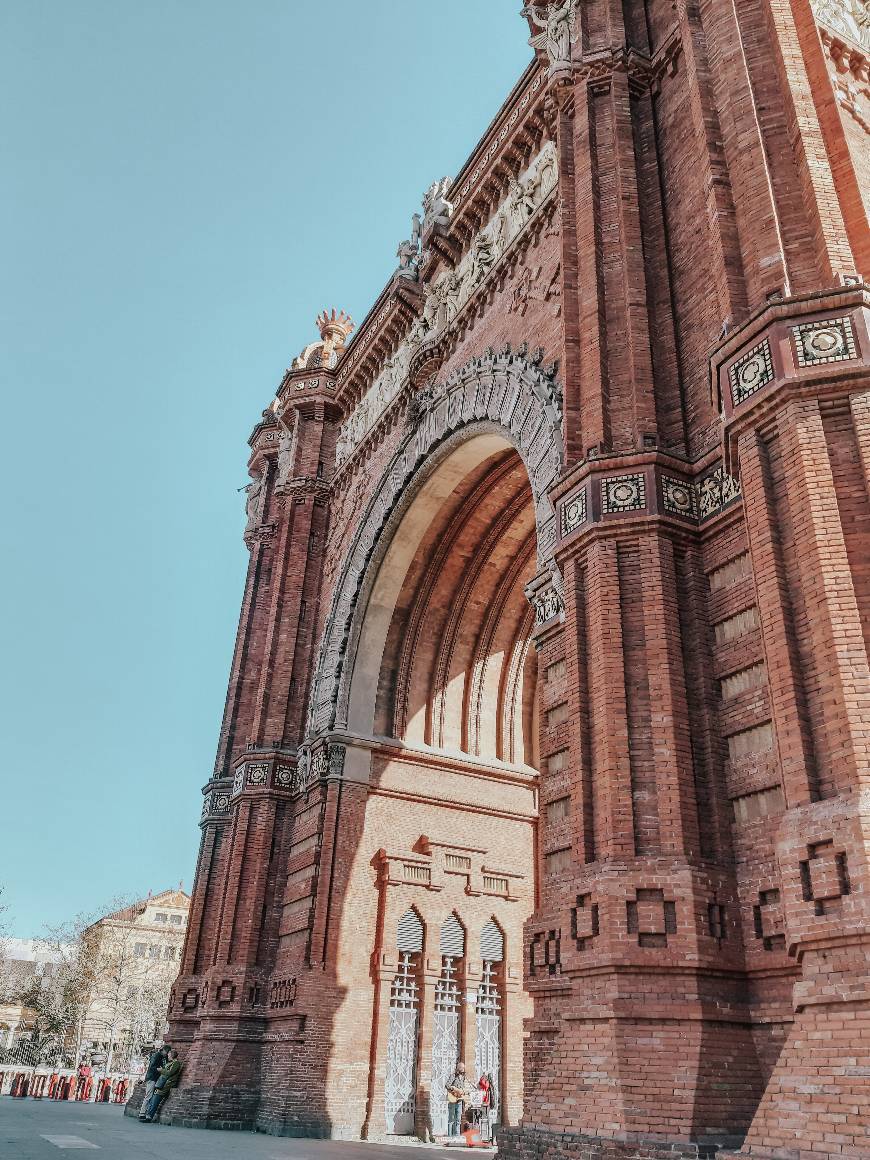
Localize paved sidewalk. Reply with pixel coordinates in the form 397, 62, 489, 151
0, 1100, 492, 1160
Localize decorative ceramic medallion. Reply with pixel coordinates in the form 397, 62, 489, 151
561, 489, 587, 535
246, 763, 269, 786
729, 339, 774, 405
601, 473, 646, 514
275, 764, 294, 789
792, 316, 857, 367
662, 476, 696, 519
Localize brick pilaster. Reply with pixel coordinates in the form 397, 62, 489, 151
584, 537, 634, 858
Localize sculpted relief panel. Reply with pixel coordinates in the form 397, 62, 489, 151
811, 0, 870, 51
335, 142, 559, 466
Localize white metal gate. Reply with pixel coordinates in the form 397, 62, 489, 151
430, 955, 461, 1135
474, 959, 501, 1130
385, 952, 420, 1134
475, 921, 504, 1136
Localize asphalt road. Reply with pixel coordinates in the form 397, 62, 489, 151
0, 1100, 490, 1160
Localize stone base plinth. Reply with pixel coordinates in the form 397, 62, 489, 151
496, 1126, 745, 1160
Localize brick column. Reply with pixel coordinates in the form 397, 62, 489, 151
168, 391, 340, 1129
730, 393, 870, 1158
584, 538, 633, 858
638, 532, 701, 859
509, 511, 755, 1159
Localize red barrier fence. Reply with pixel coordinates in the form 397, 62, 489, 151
1, 1067, 139, 1103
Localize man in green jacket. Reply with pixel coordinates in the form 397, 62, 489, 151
141, 1049, 182, 1123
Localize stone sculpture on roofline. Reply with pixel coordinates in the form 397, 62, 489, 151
521, 0, 578, 69
292, 308, 355, 371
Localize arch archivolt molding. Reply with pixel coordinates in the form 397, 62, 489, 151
429, 503, 535, 754
392, 454, 524, 740
303, 347, 565, 754
466, 533, 537, 759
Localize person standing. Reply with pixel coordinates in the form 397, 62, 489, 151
141, 1048, 182, 1123
445, 1061, 470, 1138
138, 1044, 168, 1121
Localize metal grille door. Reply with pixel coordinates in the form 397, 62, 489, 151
385, 952, 420, 1134
475, 959, 502, 1129
430, 955, 461, 1135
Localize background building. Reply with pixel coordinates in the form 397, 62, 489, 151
0, 939, 64, 1054
79, 889, 189, 1071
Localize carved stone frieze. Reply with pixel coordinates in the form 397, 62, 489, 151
454, 73, 545, 207
335, 142, 559, 466
532, 584, 563, 625
812, 0, 870, 53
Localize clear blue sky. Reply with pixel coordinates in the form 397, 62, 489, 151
0, 3, 531, 937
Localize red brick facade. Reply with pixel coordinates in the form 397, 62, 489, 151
167, 4, 870, 1157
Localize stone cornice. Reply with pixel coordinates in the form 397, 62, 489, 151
330, 64, 551, 412
709, 282, 870, 471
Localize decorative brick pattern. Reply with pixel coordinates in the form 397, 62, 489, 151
269, 977, 297, 1009
799, 839, 851, 915
570, 893, 599, 951
626, 889, 678, 949
529, 929, 561, 977
215, 980, 236, 1007
753, 889, 785, 952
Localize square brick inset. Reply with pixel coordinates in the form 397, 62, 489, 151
792, 316, 857, 367
729, 338, 774, 405
800, 840, 851, 916
570, 893, 599, 951
601, 473, 646, 514
626, 888, 677, 948
215, 980, 237, 1007
275, 764, 295, 790
753, 888, 785, 951
246, 762, 269, 786
211, 791, 230, 814
530, 929, 561, 976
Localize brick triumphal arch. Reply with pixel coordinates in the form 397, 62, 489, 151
167, 4, 870, 1157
